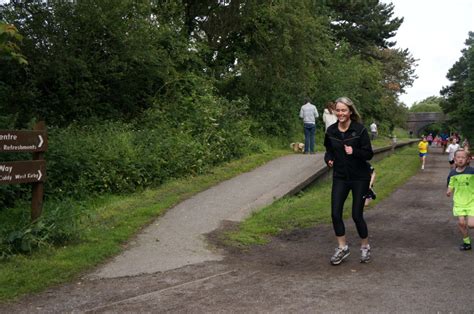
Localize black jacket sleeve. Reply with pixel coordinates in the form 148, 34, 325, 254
324, 132, 335, 164
352, 127, 374, 161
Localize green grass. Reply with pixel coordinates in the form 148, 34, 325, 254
225, 145, 420, 247
392, 127, 411, 139
0, 149, 289, 302
370, 127, 413, 148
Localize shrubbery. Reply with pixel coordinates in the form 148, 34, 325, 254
0, 199, 85, 259
1, 97, 261, 206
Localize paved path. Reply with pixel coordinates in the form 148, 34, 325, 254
90, 153, 326, 278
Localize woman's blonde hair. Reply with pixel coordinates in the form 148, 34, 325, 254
335, 97, 361, 122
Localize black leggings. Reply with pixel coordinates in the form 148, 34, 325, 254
331, 179, 369, 238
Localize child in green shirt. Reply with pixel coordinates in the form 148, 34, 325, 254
446, 149, 474, 250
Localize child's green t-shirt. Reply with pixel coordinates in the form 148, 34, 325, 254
448, 166, 474, 210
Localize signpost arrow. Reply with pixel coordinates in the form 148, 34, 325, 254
0, 160, 46, 185
0, 130, 48, 152
38, 135, 44, 148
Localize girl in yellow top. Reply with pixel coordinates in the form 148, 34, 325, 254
418, 136, 429, 170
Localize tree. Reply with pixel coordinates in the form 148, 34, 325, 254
375, 47, 417, 95
410, 96, 443, 112
0, 0, 416, 138
318, 0, 413, 132
324, 0, 403, 57
440, 32, 474, 140
0, 21, 27, 64
0, 0, 199, 127
0, 20, 28, 128
182, 0, 246, 77
230, 1, 333, 135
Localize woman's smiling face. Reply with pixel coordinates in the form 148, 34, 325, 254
335, 102, 351, 123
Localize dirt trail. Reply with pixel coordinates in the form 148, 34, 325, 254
1, 147, 473, 313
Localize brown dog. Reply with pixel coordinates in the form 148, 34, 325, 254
290, 142, 305, 153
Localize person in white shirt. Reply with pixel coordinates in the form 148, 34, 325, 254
323, 101, 337, 131
446, 137, 460, 168
369, 122, 378, 140
299, 98, 319, 154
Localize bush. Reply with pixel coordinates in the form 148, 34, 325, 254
0, 93, 263, 207
0, 199, 84, 259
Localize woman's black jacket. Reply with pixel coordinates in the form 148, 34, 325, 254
324, 121, 374, 181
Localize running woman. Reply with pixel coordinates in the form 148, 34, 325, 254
324, 97, 374, 265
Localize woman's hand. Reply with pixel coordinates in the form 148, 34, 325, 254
344, 144, 353, 155
327, 160, 334, 167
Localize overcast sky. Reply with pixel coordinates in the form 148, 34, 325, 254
2, 0, 473, 107
384, 0, 474, 106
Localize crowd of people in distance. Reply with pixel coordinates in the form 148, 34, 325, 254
418, 131, 471, 170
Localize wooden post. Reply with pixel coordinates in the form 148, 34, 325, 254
31, 121, 46, 222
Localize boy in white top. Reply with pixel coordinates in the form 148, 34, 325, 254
446, 138, 460, 168
299, 98, 319, 154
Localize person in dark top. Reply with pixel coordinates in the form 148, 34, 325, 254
324, 97, 374, 265
364, 162, 376, 207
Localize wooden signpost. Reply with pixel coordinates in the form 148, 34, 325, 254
0, 122, 47, 221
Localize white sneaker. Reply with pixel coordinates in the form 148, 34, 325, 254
360, 245, 371, 263
330, 245, 350, 265
421, 165, 424, 170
